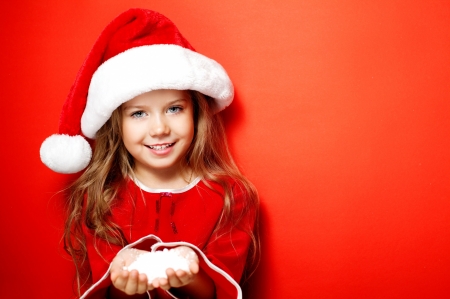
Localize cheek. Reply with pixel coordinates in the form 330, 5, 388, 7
184, 116, 195, 143
121, 120, 142, 145
173, 110, 195, 141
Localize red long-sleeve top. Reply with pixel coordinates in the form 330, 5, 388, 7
80, 177, 255, 299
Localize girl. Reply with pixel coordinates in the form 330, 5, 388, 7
40, 8, 258, 299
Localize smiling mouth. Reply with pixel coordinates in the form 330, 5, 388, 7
146, 143, 175, 150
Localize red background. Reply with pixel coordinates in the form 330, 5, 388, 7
1, 1, 449, 298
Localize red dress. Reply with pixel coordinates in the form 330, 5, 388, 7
80, 177, 255, 299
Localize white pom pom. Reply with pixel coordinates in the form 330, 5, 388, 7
40, 134, 92, 174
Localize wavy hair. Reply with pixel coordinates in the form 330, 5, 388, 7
63, 91, 259, 294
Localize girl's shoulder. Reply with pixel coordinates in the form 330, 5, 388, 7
201, 176, 257, 204
200, 175, 246, 192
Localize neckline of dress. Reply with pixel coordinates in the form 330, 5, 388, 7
131, 176, 202, 194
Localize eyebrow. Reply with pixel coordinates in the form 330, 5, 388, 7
122, 98, 189, 111
122, 105, 145, 111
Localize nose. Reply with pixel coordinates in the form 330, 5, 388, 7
149, 114, 170, 137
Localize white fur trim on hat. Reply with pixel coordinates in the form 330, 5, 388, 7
40, 134, 92, 174
81, 44, 233, 139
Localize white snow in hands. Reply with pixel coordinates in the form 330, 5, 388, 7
123, 248, 191, 281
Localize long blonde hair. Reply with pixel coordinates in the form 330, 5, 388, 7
64, 91, 259, 293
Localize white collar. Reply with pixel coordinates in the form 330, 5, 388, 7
132, 176, 202, 194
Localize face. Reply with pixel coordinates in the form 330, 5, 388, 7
121, 89, 195, 177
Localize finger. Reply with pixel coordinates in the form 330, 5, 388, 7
168, 268, 193, 288
150, 277, 161, 289
123, 270, 141, 295
110, 268, 119, 282
189, 260, 199, 275
136, 273, 149, 294
165, 268, 182, 288
156, 276, 171, 291
177, 269, 194, 286
147, 281, 155, 291
111, 270, 129, 292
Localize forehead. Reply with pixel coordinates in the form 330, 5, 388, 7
123, 89, 190, 108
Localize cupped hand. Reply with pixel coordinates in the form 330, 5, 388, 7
110, 248, 150, 295
148, 246, 199, 291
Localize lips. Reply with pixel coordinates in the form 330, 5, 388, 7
146, 142, 175, 151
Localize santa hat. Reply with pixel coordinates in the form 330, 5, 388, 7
40, 8, 234, 174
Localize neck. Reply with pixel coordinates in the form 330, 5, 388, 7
133, 163, 194, 189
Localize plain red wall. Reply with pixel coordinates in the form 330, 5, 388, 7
0, 1, 449, 298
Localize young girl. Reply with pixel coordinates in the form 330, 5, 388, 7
40, 8, 258, 299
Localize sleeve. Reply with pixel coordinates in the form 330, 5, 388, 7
195, 181, 257, 299
79, 229, 161, 299
78, 223, 122, 299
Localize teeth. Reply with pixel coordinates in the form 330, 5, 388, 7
149, 143, 173, 150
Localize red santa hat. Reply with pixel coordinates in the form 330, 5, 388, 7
40, 8, 234, 174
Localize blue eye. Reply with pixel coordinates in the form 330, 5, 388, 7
131, 111, 146, 118
167, 106, 182, 114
